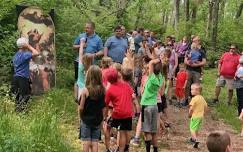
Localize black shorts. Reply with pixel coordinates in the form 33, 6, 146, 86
157, 103, 163, 113
74, 60, 79, 81
161, 95, 167, 113
111, 117, 132, 131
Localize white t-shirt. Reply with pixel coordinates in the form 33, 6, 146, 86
128, 37, 135, 51
236, 66, 243, 80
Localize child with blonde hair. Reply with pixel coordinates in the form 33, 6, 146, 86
188, 83, 207, 148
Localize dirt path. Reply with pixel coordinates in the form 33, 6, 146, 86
97, 104, 243, 152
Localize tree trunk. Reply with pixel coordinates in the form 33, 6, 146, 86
211, 0, 219, 52
206, 0, 213, 38
236, 2, 243, 19
219, 0, 226, 20
174, 0, 180, 32
191, 5, 197, 23
184, 0, 190, 21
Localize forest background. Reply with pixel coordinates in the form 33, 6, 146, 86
1, 0, 243, 83
1, 0, 243, 151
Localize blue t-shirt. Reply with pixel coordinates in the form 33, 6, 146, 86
105, 36, 128, 63
13, 51, 32, 78
134, 34, 143, 53
74, 33, 103, 62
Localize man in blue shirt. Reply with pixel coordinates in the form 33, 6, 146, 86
73, 21, 103, 80
104, 25, 128, 63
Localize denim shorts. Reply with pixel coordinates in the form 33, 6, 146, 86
79, 122, 101, 142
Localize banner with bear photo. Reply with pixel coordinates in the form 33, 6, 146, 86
17, 6, 55, 95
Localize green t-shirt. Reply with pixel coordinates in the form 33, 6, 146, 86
141, 73, 163, 106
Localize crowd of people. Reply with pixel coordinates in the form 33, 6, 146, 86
11, 21, 243, 152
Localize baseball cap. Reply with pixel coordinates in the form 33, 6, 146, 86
16, 37, 28, 48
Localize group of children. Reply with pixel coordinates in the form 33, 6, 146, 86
14, 36, 243, 152
73, 37, 209, 152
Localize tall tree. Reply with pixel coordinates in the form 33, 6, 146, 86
174, 0, 180, 32
211, 0, 220, 51
206, 0, 213, 38
235, 2, 243, 19
219, 0, 226, 20
184, 0, 190, 21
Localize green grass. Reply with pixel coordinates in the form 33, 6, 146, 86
202, 68, 241, 132
0, 66, 80, 152
0, 67, 241, 151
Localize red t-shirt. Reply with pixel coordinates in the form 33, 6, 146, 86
105, 80, 134, 119
176, 71, 188, 88
220, 52, 240, 78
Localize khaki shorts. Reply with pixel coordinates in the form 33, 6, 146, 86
216, 76, 234, 90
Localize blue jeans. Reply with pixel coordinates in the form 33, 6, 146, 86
79, 122, 101, 142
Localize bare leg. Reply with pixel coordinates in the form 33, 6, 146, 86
228, 89, 233, 104
104, 124, 111, 150
135, 114, 142, 138
83, 141, 91, 152
190, 130, 197, 140
151, 133, 158, 148
214, 86, 221, 100
119, 131, 127, 152
91, 141, 98, 152
41, 69, 49, 91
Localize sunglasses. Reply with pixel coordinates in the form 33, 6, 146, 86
229, 48, 236, 50
115, 30, 122, 33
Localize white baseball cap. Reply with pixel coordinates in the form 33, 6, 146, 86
16, 37, 28, 48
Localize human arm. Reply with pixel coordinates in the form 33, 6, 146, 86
104, 38, 111, 57
148, 58, 161, 75
79, 39, 85, 63
94, 38, 104, 58
132, 93, 141, 114
239, 109, 243, 120
188, 105, 193, 118
79, 88, 88, 116
26, 44, 39, 56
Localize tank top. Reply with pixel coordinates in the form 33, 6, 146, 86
81, 94, 105, 127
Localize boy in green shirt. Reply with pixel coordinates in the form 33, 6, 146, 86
141, 57, 164, 152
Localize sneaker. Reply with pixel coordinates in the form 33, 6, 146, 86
181, 101, 188, 107
213, 99, 219, 104
130, 137, 140, 146
193, 141, 200, 148
187, 138, 196, 145
174, 102, 182, 108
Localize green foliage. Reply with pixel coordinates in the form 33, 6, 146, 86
0, 68, 77, 152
